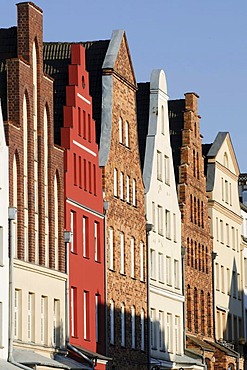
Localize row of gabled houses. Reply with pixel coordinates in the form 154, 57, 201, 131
0, 2, 247, 370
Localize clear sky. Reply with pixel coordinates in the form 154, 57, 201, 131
1, 0, 247, 171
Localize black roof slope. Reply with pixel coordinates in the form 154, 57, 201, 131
202, 143, 213, 177
0, 27, 18, 120
136, 82, 150, 171
168, 99, 185, 184
43, 40, 109, 146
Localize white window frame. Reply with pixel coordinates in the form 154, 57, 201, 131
114, 168, 118, 197
130, 237, 135, 278
166, 209, 171, 239
151, 249, 156, 280
110, 300, 115, 344
126, 175, 130, 202
132, 179, 136, 206
141, 309, 145, 351
166, 256, 171, 285
140, 241, 145, 281
120, 232, 125, 274
109, 228, 114, 270
158, 205, 163, 235
125, 121, 129, 147
157, 151, 162, 181
121, 303, 125, 347
158, 253, 164, 283
131, 306, 136, 349
119, 117, 123, 143
120, 172, 124, 200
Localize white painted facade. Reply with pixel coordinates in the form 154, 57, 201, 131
206, 133, 243, 346
143, 70, 185, 366
240, 204, 247, 341
0, 100, 9, 360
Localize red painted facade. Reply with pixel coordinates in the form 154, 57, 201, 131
61, 44, 105, 368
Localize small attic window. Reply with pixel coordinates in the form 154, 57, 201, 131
224, 152, 229, 169
82, 76, 85, 89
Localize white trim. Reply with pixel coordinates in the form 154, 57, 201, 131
72, 140, 96, 157
150, 284, 184, 302
77, 92, 91, 105
67, 199, 104, 219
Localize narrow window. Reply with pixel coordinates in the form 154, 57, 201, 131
131, 306, 136, 349
120, 172, 124, 200
158, 205, 163, 235
109, 228, 114, 270
158, 253, 164, 283
83, 159, 87, 191
114, 168, 118, 197
53, 299, 60, 347
215, 263, 220, 290
173, 213, 177, 242
54, 174, 59, 269
71, 287, 77, 337
175, 316, 180, 354
83, 110, 86, 139
79, 156, 82, 188
125, 121, 129, 147
88, 114, 91, 142
0, 302, 2, 347
83, 216, 88, 258
84, 291, 90, 340
141, 309, 145, 351
164, 155, 170, 185
174, 260, 179, 289
151, 249, 156, 280
70, 211, 76, 253
28, 293, 34, 342
126, 175, 130, 202
152, 202, 156, 232
73, 153, 77, 185
130, 237, 135, 278
94, 221, 100, 262
166, 256, 171, 285
88, 161, 92, 193
95, 294, 100, 343
166, 313, 172, 352
165, 210, 171, 239
151, 308, 156, 349
157, 151, 162, 181
140, 241, 145, 281
132, 179, 136, 206
119, 117, 123, 143
14, 289, 21, 340
120, 232, 125, 274
41, 296, 47, 345
221, 266, 225, 293
110, 300, 115, 344
158, 311, 165, 350
161, 105, 165, 134
121, 303, 125, 347
93, 164, 96, 195
78, 107, 82, 136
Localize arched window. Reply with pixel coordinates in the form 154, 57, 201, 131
224, 152, 229, 168
119, 117, 123, 143
121, 303, 125, 347
110, 300, 115, 344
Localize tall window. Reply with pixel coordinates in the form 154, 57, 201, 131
175, 316, 180, 354
158, 253, 164, 283
71, 287, 77, 337
41, 296, 47, 345
23, 94, 29, 262
161, 105, 165, 134
166, 256, 171, 285
140, 241, 145, 281
0, 302, 2, 347
70, 211, 76, 253
131, 306, 136, 349
109, 228, 114, 270
158, 311, 165, 350
130, 237, 135, 278
173, 213, 177, 242
152, 201, 156, 232
158, 205, 163, 235
114, 168, 118, 197
125, 121, 129, 147
165, 210, 171, 239
94, 221, 100, 262
120, 172, 124, 200
120, 232, 125, 274
119, 117, 123, 143
84, 291, 90, 340
14, 289, 21, 340
174, 260, 179, 289
110, 300, 115, 344
13, 154, 18, 258
132, 179, 136, 206
28, 293, 34, 342
53, 299, 60, 347
126, 175, 130, 202
121, 303, 125, 347
95, 294, 100, 343
157, 151, 162, 181
44, 107, 49, 266
166, 313, 172, 352
141, 309, 145, 351
151, 249, 156, 280
151, 308, 156, 349
164, 155, 170, 185
83, 216, 88, 258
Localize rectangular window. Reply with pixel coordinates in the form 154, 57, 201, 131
220, 219, 224, 244
28, 292, 34, 342
126, 176, 130, 202
120, 172, 124, 200
221, 266, 225, 293
131, 307, 136, 349
166, 210, 171, 239
173, 213, 177, 242
79, 156, 82, 188
166, 256, 171, 285
164, 155, 170, 185
0, 226, 3, 266
94, 221, 100, 262
232, 227, 235, 250
233, 271, 237, 298
229, 183, 232, 205
157, 151, 162, 181
174, 259, 179, 289
152, 202, 156, 232
121, 304, 125, 347
227, 268, 231, 295
226, 223, 229, 246
0, 302, 2, 347
175, 316, 180, 354
83, 216, 88, 258
236, 229, 239, 252
140, 241, 145, 282
238, 274, 241, 299
88, 114, 91, 142
53, 299, 60, 347
120, 232, 125, 274
166, 313, 172, 352
71, 287, 77, 337
84, 291, 90, 340
141, 309, 145, 351
132, 179, 136, 206
215, 263, 220, 291
119, 118, 123, 143
225, 180, 228, 203
41, 296, 47, 345
93, 164, 97, 195
158, 253, 164, 283
95, 294, 100, 343
109, 228, 114, 270
110, 300, 115, 344
151, 249, 156, 280
216, 217, 219, 242
83, 159, 87, 191
83, 110, 86, 139
88, 161, 92, 193
125, 121, 129, 147
78, 107, 82, 136
73, 153, 77, 185
130, 237, 135, 278
158, 205, 163, 235
114, 169, 118, 197
221, 177, 224, 201
70, 211, 76, 253
245, 259, 247, 288
158, 311, 165, 350
150, 308, 156, 349
14, 289, 21, 340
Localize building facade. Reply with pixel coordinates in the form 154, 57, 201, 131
44, 42, 107, 369
85, 30, 148, 369
0, 3, 67, 368
137, 70, 198, 369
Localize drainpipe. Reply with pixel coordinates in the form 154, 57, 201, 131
64, 230, 72, 346
103, 200, 109, 362
8, 207, 17, 363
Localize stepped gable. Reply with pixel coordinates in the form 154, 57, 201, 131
136, 82, 150, 171
44, 40, 110, 145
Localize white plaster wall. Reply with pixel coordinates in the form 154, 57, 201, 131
208, 134, 242, 341
240, 207, 247, 339
14, 260, 66, 355
143, 70, 184, 361
0, 101, 9, 360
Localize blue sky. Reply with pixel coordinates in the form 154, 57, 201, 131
1, 0, 247, 171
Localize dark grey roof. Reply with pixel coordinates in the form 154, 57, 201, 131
13, 348, 68, 368
206, 132, 228, 158
54, 354, 92, 370
136, 82, 150, 171
43, 40, 110, 145
168, 99, 185, 184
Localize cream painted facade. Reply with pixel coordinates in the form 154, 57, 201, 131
206, 132, 243, 346
0, 101, 9, 360
142, 70, 186, 367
